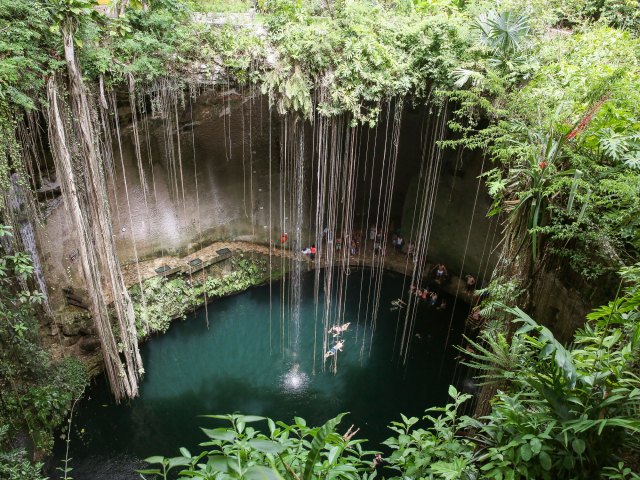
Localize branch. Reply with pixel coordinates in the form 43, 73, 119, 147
277, 453, 301, 480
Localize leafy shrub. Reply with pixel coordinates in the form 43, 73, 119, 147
140, 413, 376, 479
131, 257, 268, 338
0, 226, 88, 456
0, 426, 46, 480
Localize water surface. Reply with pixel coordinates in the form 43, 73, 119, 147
55, 269, 467, 479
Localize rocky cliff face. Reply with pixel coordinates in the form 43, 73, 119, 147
33, 89, 509, 379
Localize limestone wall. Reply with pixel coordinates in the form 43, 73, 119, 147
36, 91, 497, 315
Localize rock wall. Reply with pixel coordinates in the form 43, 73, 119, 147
36, 90, 497, 314
32, 88, 504, 375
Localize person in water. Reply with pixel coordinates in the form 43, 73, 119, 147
390, 298, 406, 311
325, 340, 345, 358
328, 322, 351, 336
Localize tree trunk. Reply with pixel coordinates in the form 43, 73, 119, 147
45, 28, 143, 402
473, 207, 533, 417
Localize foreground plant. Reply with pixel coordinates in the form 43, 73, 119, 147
382, 269, 640, 479
140, 413, 377, 479
0, 225, 88, 463
144, 266, 640, 479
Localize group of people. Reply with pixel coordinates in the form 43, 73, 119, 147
323, 228, 363, 257
301, 245, 317, 260
409, 284, 448, 310
282, 226, 416, 259
324, 322, 351, 358
335, 237, 360, 256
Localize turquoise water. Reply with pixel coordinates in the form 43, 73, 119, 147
54, 269, 468, 479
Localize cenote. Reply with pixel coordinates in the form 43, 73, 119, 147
54, 269, 468, 480
4, 1, 640, 478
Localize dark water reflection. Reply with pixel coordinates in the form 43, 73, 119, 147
53, 269, 467, 479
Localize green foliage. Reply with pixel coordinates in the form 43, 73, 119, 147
140, 413, 376, 479
48, 0, 97, 34
0, 427, 46, 480
79, 0, 204, 81
0, 226, 89, 457
381, 267, 640, 479
450, 22, 640, 279
0, 0, 57, 110
383, 387, 477, 479
131, 256, 268, 338
190, 0, 251, 13
555, 0, 640, 35
261, 0, 470, 121
144, 266, 640, 478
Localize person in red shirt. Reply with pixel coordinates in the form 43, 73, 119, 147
310, 245, 316, 260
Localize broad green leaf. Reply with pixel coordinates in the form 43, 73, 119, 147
539, 451, 552, 471
207, 454, 229, 472
520, 443, 532, 461
244, 466, 284, 480
448, 385, 459, 399
572, 438, 586, 455
239, 415, 266, 423
248, 439, 287, 454
201, 427, 237, 441
328, 445, 340, 465
136, 469, 161, 475
168, 457, 191, 469
530, 438, 542, 454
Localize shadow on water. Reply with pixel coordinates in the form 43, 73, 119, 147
51, 269, 469, 480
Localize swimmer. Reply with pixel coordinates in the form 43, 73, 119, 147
343, 424, 360, 442
328, 323, 351, 336
390, 298, 406, 311
325, 340, 345, 358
